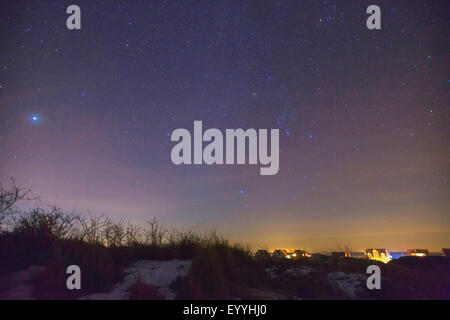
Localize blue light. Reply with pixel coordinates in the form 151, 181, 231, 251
30, 114, 41, 123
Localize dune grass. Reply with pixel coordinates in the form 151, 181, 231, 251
0, 184, 269, 299
1, 180, 449, 300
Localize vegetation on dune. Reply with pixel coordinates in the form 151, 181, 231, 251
0, 179, 269, 299
1, 179, 449, 300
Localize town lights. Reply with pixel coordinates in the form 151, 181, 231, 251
412, 253, 425, 257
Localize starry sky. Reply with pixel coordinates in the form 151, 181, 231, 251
0, 0, 448, 251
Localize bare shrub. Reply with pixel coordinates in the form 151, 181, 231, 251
142, 218, 167, 246
76, 214, 108, 244
12, 206, 79, 240
0, 178, 36, 229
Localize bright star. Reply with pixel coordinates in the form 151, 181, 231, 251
29, 114, 41, 124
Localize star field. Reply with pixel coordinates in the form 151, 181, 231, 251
0, 0, 448, 251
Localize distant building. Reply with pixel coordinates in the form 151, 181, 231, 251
254, 249, 270, 258
331, 252, 346, 258
350, 252, 367, 259
366, 249, 391, 263
272, 249, 290, 258
429, 252, 443, 257
331, 251, 352, 258
389, 252, 407, 259
443, 248, 450, 258
407, 249, 429, 257
292, 249, 312, 258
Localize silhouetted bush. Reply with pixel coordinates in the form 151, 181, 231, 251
1, 181, 449, 299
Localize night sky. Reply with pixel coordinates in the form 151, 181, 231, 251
0, 1, 448, 251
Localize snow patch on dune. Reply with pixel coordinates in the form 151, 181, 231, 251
80, 259, 192, 300
327, 271, 366, 298
0, 265, 45, 299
